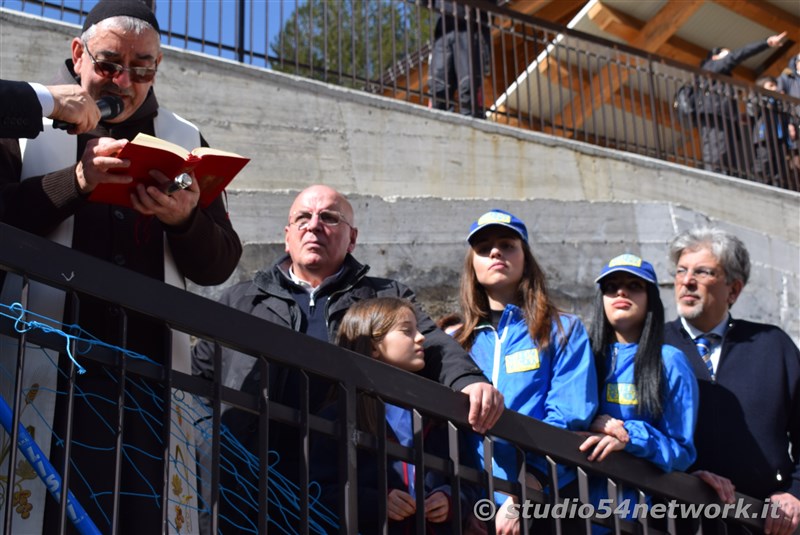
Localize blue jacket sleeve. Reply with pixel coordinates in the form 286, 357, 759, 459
622, 346, 698, 472
542, 315, 598, 431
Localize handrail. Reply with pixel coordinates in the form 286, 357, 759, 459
0, 223, 768, 533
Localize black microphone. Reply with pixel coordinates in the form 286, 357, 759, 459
52, 95, 124, 131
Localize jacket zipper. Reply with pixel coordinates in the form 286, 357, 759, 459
491, 308, 512, 386
323, 265, 370, 333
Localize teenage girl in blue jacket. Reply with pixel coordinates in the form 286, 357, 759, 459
455, 209, 598, 534
579, 254, 698, 527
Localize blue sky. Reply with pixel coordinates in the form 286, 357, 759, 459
3, 0, 294, 68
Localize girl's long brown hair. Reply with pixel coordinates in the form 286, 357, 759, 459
335, 297, 417, 435
456, 237, 562, 351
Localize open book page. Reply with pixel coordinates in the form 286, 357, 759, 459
125, 135, 244, 159
122, 133, 190, 158
89, 133, 249, 209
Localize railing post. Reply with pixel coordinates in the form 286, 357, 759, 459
236, 0, 245, 63
647, 59, 665, 161
2, 281, 30, 535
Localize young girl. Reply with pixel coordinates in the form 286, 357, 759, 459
312, 297, 481, 534
456, 209, 598, 533
579, 253, 698, 525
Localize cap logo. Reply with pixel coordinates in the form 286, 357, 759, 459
478, 212, 512, 226
608, 254, 643, 268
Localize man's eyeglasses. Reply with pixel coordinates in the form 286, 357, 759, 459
673, 267, 719, 282
290, 210, 351, 230
83, 41, 157, 83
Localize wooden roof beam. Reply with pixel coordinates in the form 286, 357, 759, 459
627, 0, 701, 51
585, 1, 770, 80
505, 0, 551, 18
511, 0, 586, 25
555, 63, 679, 130
762, 46, 800, 79
587, 1, 640, 43
712, 0, 800, 43
555, 1, 699, 131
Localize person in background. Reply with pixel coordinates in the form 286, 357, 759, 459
664, 227, 799, 535
777, 53, 800, 175
455, 208, 597, 534
696, 32, 786, 175
0, 80, 100, 137
778, 53, 800, 100
747, 76, 794, 184
427, 0, 491, 118
311, 297, 482, 533
436, 311, 464, 336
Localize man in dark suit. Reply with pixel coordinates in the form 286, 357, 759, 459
664, 227, 799, 535
0, 79, 100, 137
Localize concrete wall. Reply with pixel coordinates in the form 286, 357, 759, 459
2, 9, 799, 343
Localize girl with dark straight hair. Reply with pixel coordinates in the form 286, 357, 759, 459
580, 254, 699, 527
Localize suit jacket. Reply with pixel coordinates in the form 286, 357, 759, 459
0, 80, 43, 138
664, 318, 800, 500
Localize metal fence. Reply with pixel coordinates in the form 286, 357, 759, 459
0, 223, 770, 534
4, 0, 799, 191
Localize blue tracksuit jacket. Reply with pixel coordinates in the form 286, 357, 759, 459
469, 306, 598, 502
588, 342, 698, 524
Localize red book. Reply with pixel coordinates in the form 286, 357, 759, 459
89, 133, 250, 209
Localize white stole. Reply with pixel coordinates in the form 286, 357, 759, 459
15, 109, 199, 368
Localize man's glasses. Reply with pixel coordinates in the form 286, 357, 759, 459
673, 267, 719, 282
83, 41, 157, 83
290, 210, 351, 230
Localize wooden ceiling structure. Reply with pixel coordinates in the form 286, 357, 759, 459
494, 0, 798, 143
383, 0, 799, 141
574, 0, 798, 80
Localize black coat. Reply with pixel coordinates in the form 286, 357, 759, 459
0, 79, 43, 139
192, 253, 488, 532
696, 39, 770, 118
193, 253, 487, 394
664, 318, 800, 500
430, 0, 492, 38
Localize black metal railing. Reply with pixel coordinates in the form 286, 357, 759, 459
0, 223, 769, 534
4, 0, 799, 191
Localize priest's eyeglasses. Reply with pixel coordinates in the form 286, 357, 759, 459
83, 41, 158, 83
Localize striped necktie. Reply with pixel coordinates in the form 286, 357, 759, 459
694, 334, 718, 377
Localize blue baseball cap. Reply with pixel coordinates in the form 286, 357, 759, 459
467, 209, 528, 244
596, 254, 658, 285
